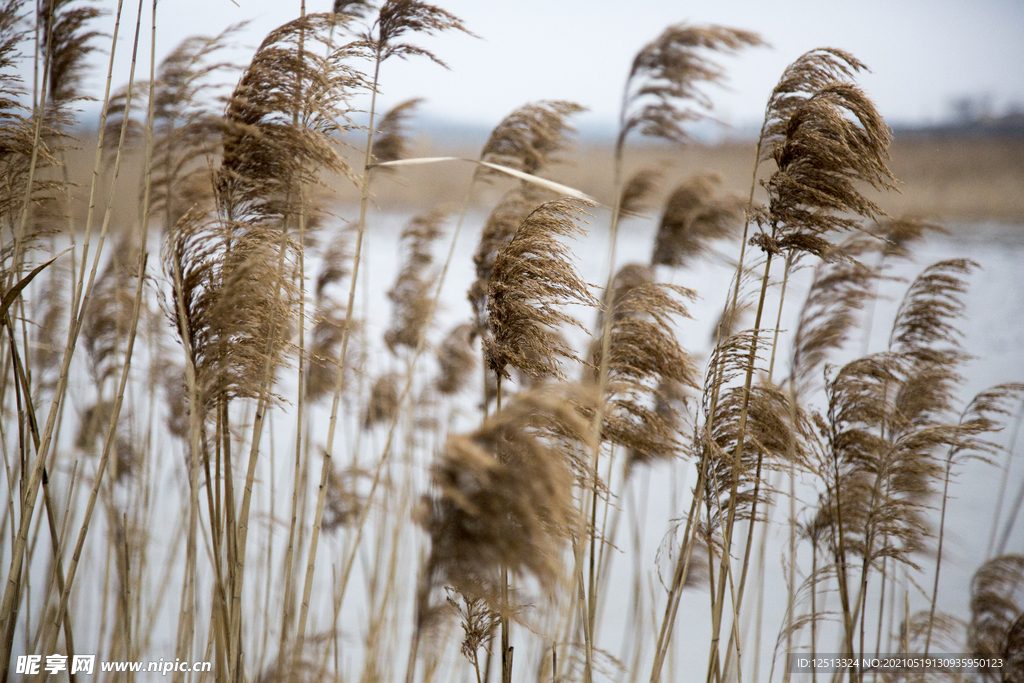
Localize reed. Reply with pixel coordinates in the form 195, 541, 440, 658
0, 3, 1020, 683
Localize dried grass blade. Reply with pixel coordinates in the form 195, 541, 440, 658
373, 157, 597, 203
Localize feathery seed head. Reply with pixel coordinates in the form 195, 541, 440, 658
364, 373, 400, 428
435, 322, 476, 395
651, 173, 744, 268
421, 385, 596, 615
591, 280, 699, 469
477, 100, 585, 180
759, 79, 896, 258
372, 97, 422, 166
371, 0, 474, 67
41, 0, 105, 113
469, 185, 548, 330
619, 167, 662, 216
618, 25, 764, 149
385, 208, 447, 353
484, 198, 598, 382
305, 301, 361, 401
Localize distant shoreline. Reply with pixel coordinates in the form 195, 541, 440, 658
349, 133, 1024, 225
60, 132, 1024, 227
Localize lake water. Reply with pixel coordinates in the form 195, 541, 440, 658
19, 212, 1023, 682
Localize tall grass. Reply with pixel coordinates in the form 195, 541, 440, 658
1, 1, 1022, 682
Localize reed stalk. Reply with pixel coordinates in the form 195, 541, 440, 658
0, 0, 138, 664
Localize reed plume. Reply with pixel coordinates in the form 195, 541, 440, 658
385, 208, 447, 353
608, 35, 765, 677
969, 555, 1024, 682
650, 173, 744, 268
446, 590, 499, 681
149, 26, 242, 230
469, 184, 548, 331
754, 78, 895, 259
789, 236, 880, 398
40, 0, 104, 115
818, 340, 972, 583
1005, 614, 1024, 683
101, 81, 147, 157
321, 464, 367, 533
2, 5, 1019, 682
305, 300, 360, 401
477, 100, 584, 180
1, 0, 58, 231
420, 385, 596, 615
870, 215, 944, 260
82, 236, 144, 385
369, 0, 472, 66
167, 15, 366, 407
333, 0, 372, 20
218, 14, 363, 227
590, 273, 699, 469
485, 198, 597, 382
617, 25, 763, 149
163, 209, 297, 408
466, 100, 584, 340
746, 48, 872, 236
889, 259, 975, 364
759, 48, 867, 158
298, 7, 474, 667
315, 226, 351, 301
700, 381, 811, 537
619, 167, 661, 216
435, 322, 475, 395
28, 254, 69, 388
364, 373, 400, 428
372, 97, 421, 165
687, 51, 895, 681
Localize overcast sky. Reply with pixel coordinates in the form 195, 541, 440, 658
85, 0, 1024, 134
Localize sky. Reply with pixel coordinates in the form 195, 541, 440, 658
81, 0, 1024, 134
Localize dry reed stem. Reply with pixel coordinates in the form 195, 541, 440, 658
925, 383, 1024, 655
602, 26, 763, 683
2, 311, 77, 676
702, 48, 894, 683
39, 250, 148, 668
298, 3, 472, 665
0, 0, 138, 662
